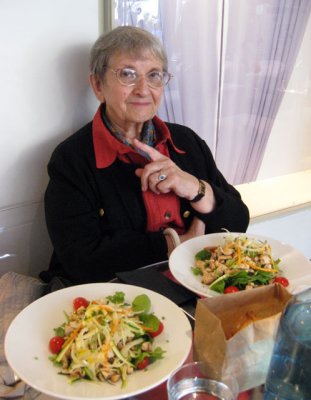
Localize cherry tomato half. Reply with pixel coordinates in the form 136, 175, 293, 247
224, 286, 239, 294
273, 277, 289, 287
73, 297, 89, 311
49, 336, 65, 354
136, 357, 150, 370
149, 321, 164, 338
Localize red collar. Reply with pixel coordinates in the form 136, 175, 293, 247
92, 105, 185, 168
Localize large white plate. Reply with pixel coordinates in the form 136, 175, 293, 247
169, 232, 311, 298
5, 283, 192, 400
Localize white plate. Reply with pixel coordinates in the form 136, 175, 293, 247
169, 232, 311, 298
5, 283, 192, 400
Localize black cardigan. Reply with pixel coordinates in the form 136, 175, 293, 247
40, 121, 249, 284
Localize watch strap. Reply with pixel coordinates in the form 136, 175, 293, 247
190, 179, 206, 203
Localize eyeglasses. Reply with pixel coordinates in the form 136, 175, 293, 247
106, 67, 173, 88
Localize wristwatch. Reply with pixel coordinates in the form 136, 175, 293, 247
190, 179, 206, 203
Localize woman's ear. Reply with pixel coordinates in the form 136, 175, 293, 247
89, 74, 105, 102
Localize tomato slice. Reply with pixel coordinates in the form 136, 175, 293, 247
49, 336, 65, 354
273, 277, 289, 287
73, 297, 89, 311
149, 321, 164, 338
136, 357, 150, 370
224, 286, 239, 294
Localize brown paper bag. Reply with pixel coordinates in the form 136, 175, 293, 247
193, 284, 292, 391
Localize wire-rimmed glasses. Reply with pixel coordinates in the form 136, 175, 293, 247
106, 67, 173, 88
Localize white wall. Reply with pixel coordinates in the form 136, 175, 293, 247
0, 0, 99, 207
0, 0, 99, 276
247, 205, 311, 260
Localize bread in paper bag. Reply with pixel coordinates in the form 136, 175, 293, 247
193, 284, 292, 391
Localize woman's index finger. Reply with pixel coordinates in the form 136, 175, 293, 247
133, 138, 164, 161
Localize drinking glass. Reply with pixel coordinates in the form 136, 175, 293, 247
167, 361, 239, 400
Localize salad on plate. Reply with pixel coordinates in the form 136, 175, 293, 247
48, 291, 165, 388
191, 234, 289, 294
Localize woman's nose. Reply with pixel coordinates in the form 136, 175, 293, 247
133, 75, 150, 94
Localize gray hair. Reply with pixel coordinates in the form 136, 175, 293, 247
89, 26, 168, 79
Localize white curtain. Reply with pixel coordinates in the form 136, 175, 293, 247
157, 0, 222, 157
216, 0, 311, 183
114, 0, 311, 184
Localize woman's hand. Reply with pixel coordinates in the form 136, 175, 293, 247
133, 138, 216, 213
134, 138, 198, 199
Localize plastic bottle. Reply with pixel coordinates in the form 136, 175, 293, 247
264, 287, 311, 399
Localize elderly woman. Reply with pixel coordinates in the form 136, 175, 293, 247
40, 26, 249, 285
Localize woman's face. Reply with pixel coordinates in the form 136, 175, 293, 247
90, 51, 164, 135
